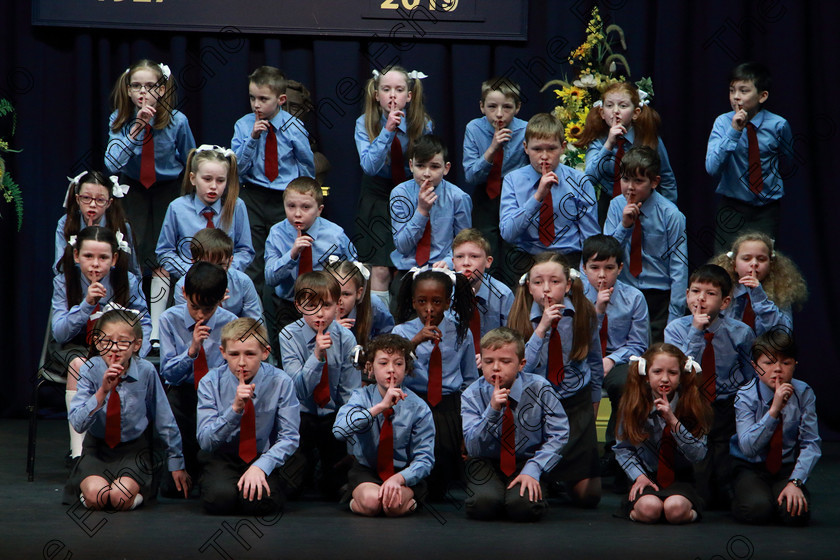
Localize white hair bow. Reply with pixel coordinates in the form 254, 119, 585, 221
630, 355, 647, 376
109, 176, 130, 198
519, 272, 528, 286
638, 89, 651, 107
569, 268, 580, 281
684, 356, 702, 374
158, 63, 171, 80
326, 255, 371, 282
407, 70, 428, 80
196, 144, 235, 158
592, 100, 603, 108
115, 231, 131, 254
90, 301, 140, 322
68, 235, 77, 248
726, 251, 734, 259
64, 171, 88, 208
408, 265, 456, 284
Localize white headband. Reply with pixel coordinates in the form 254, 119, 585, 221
89, 301, 140, 322
372, 69, 428, 81
408, 265, 456, 285
196, 144, 236, 159
115, 231, 131, 254
630, 355, 646, 376
124, 63, 171, 81
326, 255, 371, 281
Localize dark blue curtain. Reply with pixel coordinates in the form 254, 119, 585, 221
2, 0, 838, 431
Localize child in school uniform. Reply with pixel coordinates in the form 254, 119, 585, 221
389, 135, 472, 293
265, 176, 357, 348
232, 66, 316, 302
664, 264, 756, 508
173, 228, 263, 320
159, 262, 238, 491
580, 234, 649, 481
53, 226, 152, 462
604, 145, 687, 343
613, 343, 711, 524
462, 77, 528, 285
278, 271, 359, 499
392, 268, 478, 500
706, 62, 793, 251
451, 228, 515, 367
507, 252, 603, 507
711, 232, 807, 335
197, 317, 300, 515
355, 65, 433, 310
333, 334, 435, 516
56, 171, 139, 277
325, 257, 394, 351
730, 328, 821, 526
499, 113, 599, 268
65, 309, 189, 509
462, 327, 569, 522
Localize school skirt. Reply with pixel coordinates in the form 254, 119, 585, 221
547, 385, 600, 483
355, 174, 396, 267
617, 467, 704, 519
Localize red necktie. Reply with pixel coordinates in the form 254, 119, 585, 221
193, 346, 209, 390
700, 331, 716, 402
629, 216, 643, 278
612, 137, 626, 198
313, 361, 330, 408
539, 187, 554, 247
599, 313, 609, 359
657, 423, 676, 488
500, 403, 516, 476
391, 136, 406, 185
427, 339, 443, 407
265, 124, 279, 182
140, 124, 156, 189
415, 221, 432, 266
104, 382, 121, 448
377, 408, 395, 481
547, 321, 565, 386
766, 418, 783, 474
470, 305, 482, 355
202, 209, 215, 229
299, 244, 313, 274
486, 148, 504, 199
747, 123, 763, 195
86, 304, 101, 345
239, 399, 257, 463
742, 294, 756, 329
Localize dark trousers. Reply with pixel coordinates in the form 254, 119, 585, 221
472, 186, 519, 288
641, 288, 670, 344
603, 362, 630, 454
417, 392, 464, 500
731, 459, 810, 526
120, 175, 181, 274
166, 384, 200, 480
715, 196, 781, 254
271, 295, 302, 365
464, 457, 548, 521
695, 395, 736, 509
241, 184, 286, 308
199, 451, 286, 516
279, 412, 349, 499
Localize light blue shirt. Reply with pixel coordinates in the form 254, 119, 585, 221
730, 377, 821, 482
346, 295, 395, 341
728, 283, 793, 336
70, 356, 185, 471
159, 304, 238, 386
500, 163, 600, 255
664, 315, 756, 401
462, 373, 569, 480
706, 109, 793, 205
174, 267, 263, 320
582, 278, 649, 366
279, 319, 360, 416
390, 178, 473, 269
523, 299, 604, 403
51, 270, 151, 357
472, 274, 515, 338
156, 194, 254, 277
584, 130, 678, 204
604, 190, 687, 322
197, 362, 300, 476
264, 217, 357, 301
333, 384, 435, 487
392, 316, 479, 396
231, 109, 315, 190
354, 114, 433, 178
462, 116, 529, 186
105, 110, 195, 181
54, 214, 140, 278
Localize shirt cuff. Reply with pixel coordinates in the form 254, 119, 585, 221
520, 461, 542, 481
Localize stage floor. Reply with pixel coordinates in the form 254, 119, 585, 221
4, 419, 838, 559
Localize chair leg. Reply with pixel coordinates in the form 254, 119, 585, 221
26, 378, 43, 482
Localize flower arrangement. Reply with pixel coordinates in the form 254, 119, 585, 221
0, 98, 23, 231
542, 6, 652, 171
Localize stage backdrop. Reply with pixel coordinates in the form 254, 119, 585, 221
1, 0, 839, 432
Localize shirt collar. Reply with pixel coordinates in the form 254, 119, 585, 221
529, 298, 575, 322
301, 319, 334, 343
191, 194, 222, 215
757, 379, 776, 404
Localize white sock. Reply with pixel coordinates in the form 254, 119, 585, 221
66, 390, 84, 458
372, 290, 390, 310
149, 276, 170, 341
130, 493, 144, 510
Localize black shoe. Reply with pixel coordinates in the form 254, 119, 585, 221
65, 451, 80, 470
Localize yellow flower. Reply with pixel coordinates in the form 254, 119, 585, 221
565, 121, 584, 139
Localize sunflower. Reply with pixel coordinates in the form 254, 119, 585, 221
565, 121, 584, 139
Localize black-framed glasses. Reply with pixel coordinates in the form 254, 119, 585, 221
96, 338, 137, 351
77, 194, 110, 207
128, 82, 160, 92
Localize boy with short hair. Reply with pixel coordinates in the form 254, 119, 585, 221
500, 113, 599, 268
604, 145, 687, 343
159, 261, 239, 488
706, 62, 793, 252
664, 263, 756, 508
463, 77, 528, 284
730, 327, 821, 526
197, 317, 300, 515
232, 66, 316, 302
461, 327, 569, 521
580, 234, 648, 474
174, 228, 263, 319
279, 271, 360, 498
